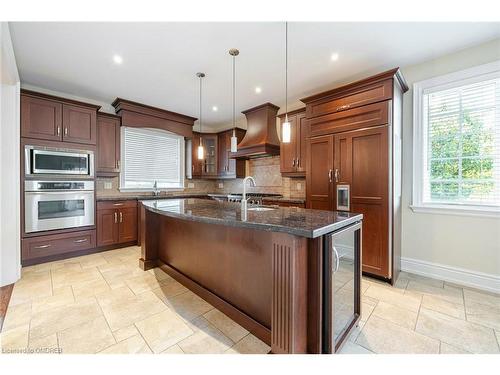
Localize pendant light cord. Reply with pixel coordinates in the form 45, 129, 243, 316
285, 21, 288, 118
233, 54, 235, 132
199, 76, 202, 134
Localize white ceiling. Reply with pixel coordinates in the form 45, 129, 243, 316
9, 22, 500, 130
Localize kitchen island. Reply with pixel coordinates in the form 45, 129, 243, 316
140, 198, 363, 354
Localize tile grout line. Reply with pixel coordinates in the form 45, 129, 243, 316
132, 321, 155, 354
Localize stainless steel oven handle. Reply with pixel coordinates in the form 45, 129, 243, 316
332, 245, 340, 273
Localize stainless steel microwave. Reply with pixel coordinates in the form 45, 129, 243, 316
25, 145, 94, 177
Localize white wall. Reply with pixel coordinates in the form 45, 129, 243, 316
0, 22, 21, 286
401, 38, 500, 290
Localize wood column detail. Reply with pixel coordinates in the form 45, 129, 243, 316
271, 234, 308, 354
139, 205, 159, 270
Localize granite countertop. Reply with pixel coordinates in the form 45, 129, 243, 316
96, 193, 210, 201
96, 193, 306, 204
141, 198, 362, 238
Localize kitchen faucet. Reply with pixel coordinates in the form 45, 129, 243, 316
153, 180, 160, 196
241, 176, 256, 211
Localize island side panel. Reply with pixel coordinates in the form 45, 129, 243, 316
307, 236, 324, 354
139, 205, 159, 270
155, 215, 273, 341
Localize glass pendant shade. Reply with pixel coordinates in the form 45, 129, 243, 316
230, 129, 238, 153
282, 115, 291, 143
197, 144, 204, 160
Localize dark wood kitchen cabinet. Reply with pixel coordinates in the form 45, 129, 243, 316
302, 68, 408, 283
96, 113, 121, 176
191, 132, 204, 178
21, 95, 62, 141
306, 134, 334, 211
62, 104, 97, 145
191, 132, 218, 177
279, 108, 308, 177
21, 90, 100, 145
21, 229, 96, 265
97, 200, 137, 247
218, 128, 246, 178
191, 129, 246, 179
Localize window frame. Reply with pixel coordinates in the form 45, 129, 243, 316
412, 60, 500, 218
119, 127, 185, 192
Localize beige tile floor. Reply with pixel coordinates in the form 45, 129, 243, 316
1, 246, 499, 354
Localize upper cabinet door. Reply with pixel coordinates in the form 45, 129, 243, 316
306, 134, 334, 211
21, 95, 62, 141
296, 112, 308, 174
191, 132, 203, 177
280, 114, 297, 174
97, 115, 121, 176
201, 134, 218, 176
62, 104, 97, 145
217, 131, 228, 176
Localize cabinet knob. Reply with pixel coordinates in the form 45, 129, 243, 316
114, 212, 118, 223
328, 169, 333, 183
292, 159, 296, 167
74, 238, 87, 243
64, 127, 68, 136
56, 126, 60, 136
119, 212, 123, 223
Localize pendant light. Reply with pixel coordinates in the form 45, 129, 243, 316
229, 48, 239, 153
196, 72, 205, 160
282, 22, 291, 143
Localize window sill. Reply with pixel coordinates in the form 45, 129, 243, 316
119, 188, 184, 193
410, 204, 500, 218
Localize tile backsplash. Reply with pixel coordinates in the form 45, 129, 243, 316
96, 156, 305, 199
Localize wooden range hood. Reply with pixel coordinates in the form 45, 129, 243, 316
230, 102, 281, 159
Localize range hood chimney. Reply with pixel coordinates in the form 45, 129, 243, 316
230, 102, 280, 159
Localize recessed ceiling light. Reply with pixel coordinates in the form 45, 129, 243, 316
255, 87, 262, 94
330, 53, 339, 62
113, 54, 123, 65
212, 106, 218, 112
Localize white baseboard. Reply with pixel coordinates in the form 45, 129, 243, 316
401, 257, 500, 294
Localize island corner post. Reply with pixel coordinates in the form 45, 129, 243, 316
139, 201, 361, 354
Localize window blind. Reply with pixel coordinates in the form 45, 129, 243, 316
121, 127, 184, 189
422, 77, 500, 207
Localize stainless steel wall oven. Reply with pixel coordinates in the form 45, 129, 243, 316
24, 180, 95, 233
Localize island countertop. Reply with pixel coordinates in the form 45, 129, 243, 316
141, 198, 362, 238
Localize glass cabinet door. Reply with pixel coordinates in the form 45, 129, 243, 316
202, 135, 217, 176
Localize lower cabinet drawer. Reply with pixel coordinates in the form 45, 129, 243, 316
97, 200, 137, 210
22, 230, 96, 261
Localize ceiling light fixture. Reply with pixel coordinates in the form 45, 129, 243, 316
196, 72, 206, 160
331, 52, 339, 62
255, 87, 262, 94
113, 54, 123, 65
282, 22, 291, 144
212, 106, 218, 112
229, 48, 240, 153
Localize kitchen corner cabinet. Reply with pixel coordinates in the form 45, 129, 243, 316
21, 90, 99, 145
279, 108, 308, 177
96, 113, 121, 176
97, 200, 138, 247
192, 129, 246, 179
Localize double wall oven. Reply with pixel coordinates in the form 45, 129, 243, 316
24, 145, 95, 234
